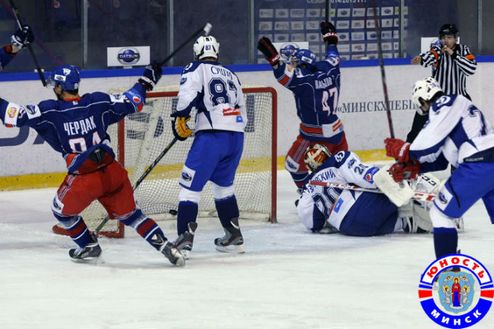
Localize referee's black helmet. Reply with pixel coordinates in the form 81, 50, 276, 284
439, 24, 458, 37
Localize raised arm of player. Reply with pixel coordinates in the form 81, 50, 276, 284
0, 25, 34, 70
0, 99, 42, 128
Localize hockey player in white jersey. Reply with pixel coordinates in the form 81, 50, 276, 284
297, 144, 434, 236
171, 35, 246, 256
384, 77, 494, 259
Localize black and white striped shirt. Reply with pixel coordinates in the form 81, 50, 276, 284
420, 43, 477, 98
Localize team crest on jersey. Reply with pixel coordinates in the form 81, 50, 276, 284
334, 151, 345, 162
438, 192, 448, 204
418, 253, 493, 328
7, 106, 18, 118
180, 77, 187, 85
179, 166, 195, 188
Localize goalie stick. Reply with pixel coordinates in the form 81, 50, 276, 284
8, 0, 47, 86
308, 180, 436, 203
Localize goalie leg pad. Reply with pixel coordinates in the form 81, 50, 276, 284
374, 166, 414, 207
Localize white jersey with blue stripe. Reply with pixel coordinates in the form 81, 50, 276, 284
176, 61, 246, 133
410, 94, 494, 168
297, 151, 380, 231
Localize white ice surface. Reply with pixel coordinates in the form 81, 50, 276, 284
0, 171, 492, 329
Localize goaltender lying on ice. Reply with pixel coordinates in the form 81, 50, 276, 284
296, 144, 462, 236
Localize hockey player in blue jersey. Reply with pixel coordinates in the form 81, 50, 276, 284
0, 63, 185, 266
257, 21, 348, 192
384, 77, 494, 259
171, 35, 247, 257
0, 25, 33, 70
297, 144, 435, 236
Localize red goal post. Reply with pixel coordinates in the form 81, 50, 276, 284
53, 87, 278, 238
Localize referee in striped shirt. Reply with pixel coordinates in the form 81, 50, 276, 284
407, 23, 477, 142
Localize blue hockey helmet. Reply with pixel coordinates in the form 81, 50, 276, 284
280, 43, 299, 63
48, 65, 81, 91
294, 49, 316, 69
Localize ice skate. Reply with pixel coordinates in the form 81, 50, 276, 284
161, 241, 185, 267
69, 232, 102, 262
214, 218, 245, 253
174, 222, 198, 259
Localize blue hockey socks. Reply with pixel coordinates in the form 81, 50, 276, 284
215, 195, 240, 228
177, 201, 198, 235
119, 209, 167, 250
54, 213, 92, 248
433, 227, 458, 259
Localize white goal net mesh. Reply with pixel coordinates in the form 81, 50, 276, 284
71, 87, 276, 237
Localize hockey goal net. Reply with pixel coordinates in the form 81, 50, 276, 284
53, 87, 277, 238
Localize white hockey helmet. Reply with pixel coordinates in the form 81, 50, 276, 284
193, 35, 220, 60
304, 144, 331, 172
411, 77, 443, 107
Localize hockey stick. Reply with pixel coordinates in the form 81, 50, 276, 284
8, 0, 47, 86
94, 137, 178, 234
371, 0, 394, 138
92, 23, 212, 234
308, 180, 436, 203
158, 22, 212, 66
325, 0, 330, 21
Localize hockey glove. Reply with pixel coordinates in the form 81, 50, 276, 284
257, 37, 280, 66
388, 160, 420, 182
320, 21, 338, 45
11, 24, 34, 49
172, 116, 193, 141
138, 61, 162, 91
384, 138, 410, 163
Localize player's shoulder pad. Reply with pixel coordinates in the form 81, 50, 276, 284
182, 61, 201, 75
431, 94, 456, 114
85, 91, 111, 102
318, 151, 351, 170
37, 99, 60, 113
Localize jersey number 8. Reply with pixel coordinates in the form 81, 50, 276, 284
209, 78, 238, 106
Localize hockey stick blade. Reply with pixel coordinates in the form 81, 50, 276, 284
308, 180, 436, 203
8, 0, 47, 86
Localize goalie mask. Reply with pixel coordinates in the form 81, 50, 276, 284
411, 77, 442, 109
193, 35, 220, 60
304, 144, 331, 172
